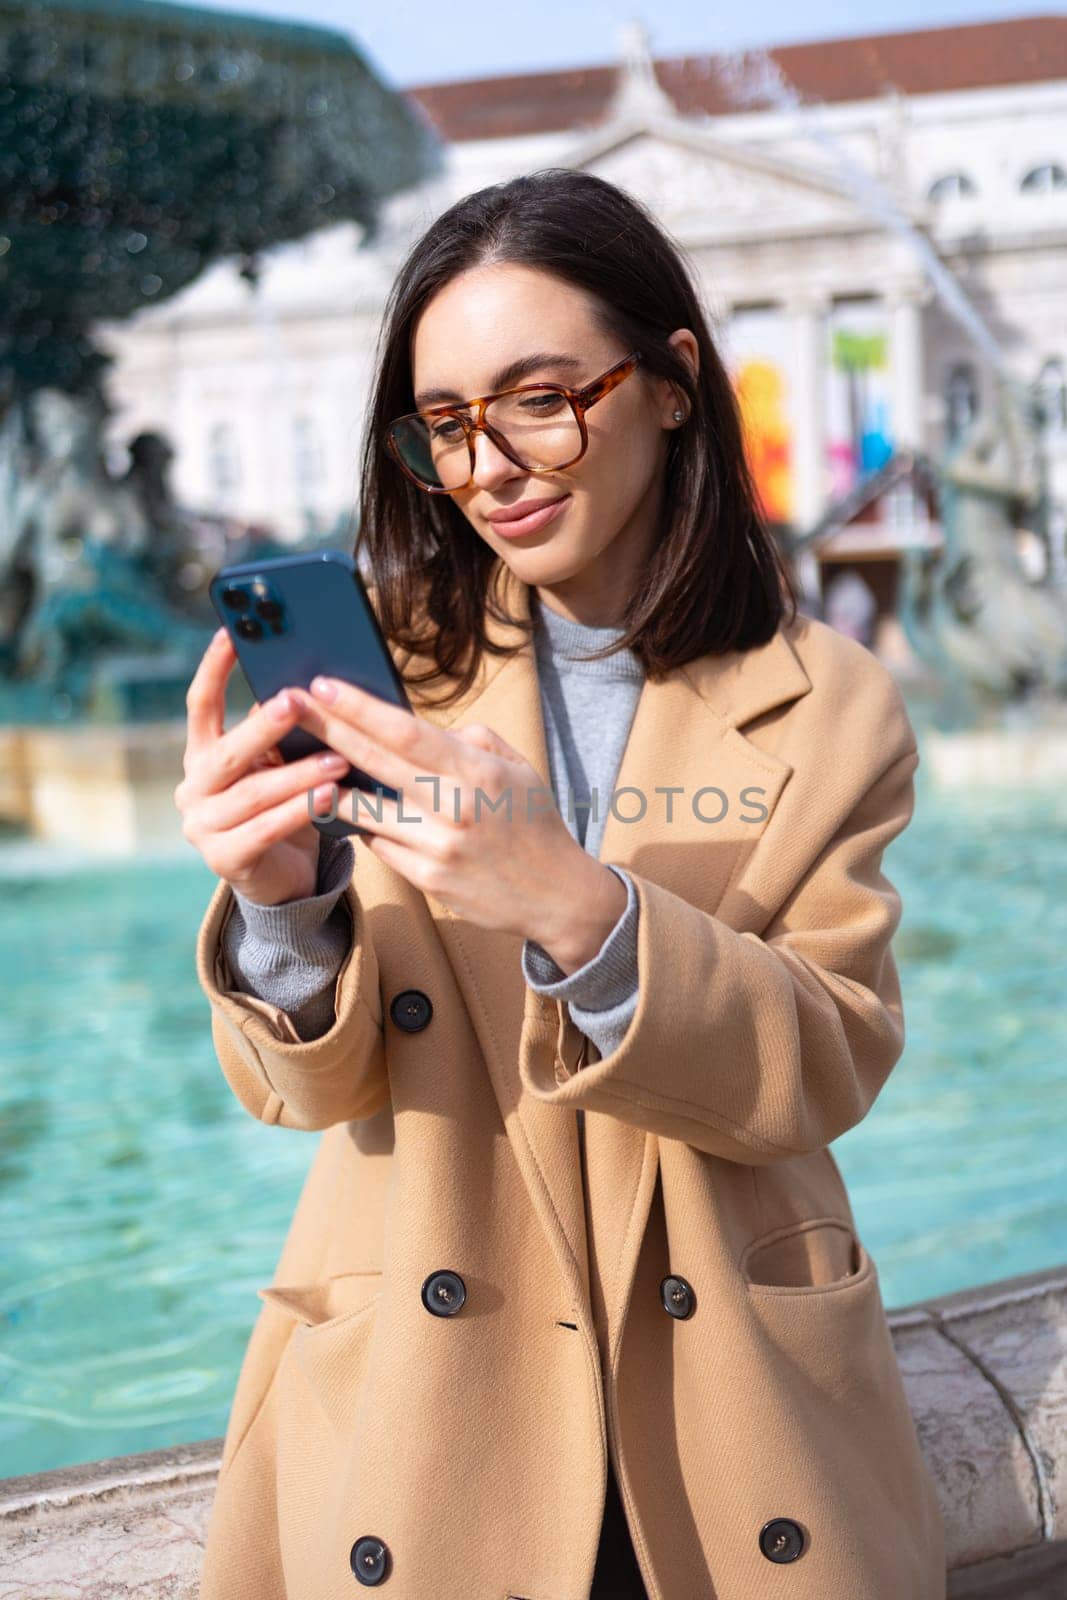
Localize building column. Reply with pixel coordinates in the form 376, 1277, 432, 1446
888, 287, 925, 453
787, 292, 829, 534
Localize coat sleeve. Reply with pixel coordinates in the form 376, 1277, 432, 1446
517, 693, 920, 1166
195, 870, 389, 1132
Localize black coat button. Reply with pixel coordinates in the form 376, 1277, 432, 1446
660, 1275, 695, 1319
759, 1518, 805, 1562
350, 1535, 390, 1584
421, 1270, 467, 1317
390, 989, 432, 1032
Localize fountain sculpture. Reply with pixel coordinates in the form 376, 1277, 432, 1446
0, 0, 440, 724
899, 379, 1067, 705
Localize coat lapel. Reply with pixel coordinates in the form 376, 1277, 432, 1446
407, 559, 812, 1321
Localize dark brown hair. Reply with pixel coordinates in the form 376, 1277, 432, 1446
356, 167, 797, 704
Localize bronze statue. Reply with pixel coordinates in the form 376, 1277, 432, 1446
900, 377, 1067, 702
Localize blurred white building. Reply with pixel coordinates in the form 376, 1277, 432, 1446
97, 14, 1067, 580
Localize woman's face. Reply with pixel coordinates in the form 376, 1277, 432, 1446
409, 262, 697, 619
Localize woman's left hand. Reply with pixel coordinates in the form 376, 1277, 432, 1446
288, 675, 627, 974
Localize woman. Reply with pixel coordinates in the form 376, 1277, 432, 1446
178, 169, 946, 1598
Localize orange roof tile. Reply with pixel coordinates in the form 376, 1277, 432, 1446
403, 15, 1067, 142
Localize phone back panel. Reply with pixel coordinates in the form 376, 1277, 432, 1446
208, 549, 410, 838
209, 549, 407, 707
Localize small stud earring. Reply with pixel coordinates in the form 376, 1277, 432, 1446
673, 409, 685, 422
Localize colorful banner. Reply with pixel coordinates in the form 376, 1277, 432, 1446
722, 302, 898, 524
721, 308, 795, 525
826, 303, 894, 498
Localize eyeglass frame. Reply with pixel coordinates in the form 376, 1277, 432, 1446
383, 350, 644, 494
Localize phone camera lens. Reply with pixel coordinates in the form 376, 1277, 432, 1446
235, 615, 263, 640
256, 599, 282, 622
221, 586, 250, 611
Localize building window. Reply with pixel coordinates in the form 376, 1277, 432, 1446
885, 480, 919, 530
927, 172, 976, 202
207, 421, 241, 498
945, 363, 979, 444
1020, 163, 1067, 194
293, 415, 323, 500
1036, 358, 1067, 434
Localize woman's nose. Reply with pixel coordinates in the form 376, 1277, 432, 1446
470, 428, 524, 491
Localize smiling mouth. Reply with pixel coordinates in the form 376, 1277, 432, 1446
486, 496, 572, 536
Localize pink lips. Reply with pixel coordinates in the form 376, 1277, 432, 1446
486, 495, 571, 538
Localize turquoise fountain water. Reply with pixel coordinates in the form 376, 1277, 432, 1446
1, 702, 1065, 1477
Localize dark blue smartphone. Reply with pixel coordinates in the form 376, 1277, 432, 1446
209, 548, 412, 840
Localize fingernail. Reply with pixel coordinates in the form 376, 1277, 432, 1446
318, 751, 347, 770
269, 692, 293, 719
310, 676, 337, 702
213, 626, 228, 643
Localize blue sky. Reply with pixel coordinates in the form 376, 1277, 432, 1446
176, 2, 1060, 89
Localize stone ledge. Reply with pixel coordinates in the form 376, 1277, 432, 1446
0, 1266, 1064, 1597
0, 1439, 221, 1599
923, 727, 1067, 787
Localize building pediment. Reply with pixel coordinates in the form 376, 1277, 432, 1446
563, 120, 870, 243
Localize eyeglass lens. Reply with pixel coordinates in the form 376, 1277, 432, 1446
392, 390, 582, 489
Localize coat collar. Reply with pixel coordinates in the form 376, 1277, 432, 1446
406, 558, 812, 1321
415, 555, 812, 743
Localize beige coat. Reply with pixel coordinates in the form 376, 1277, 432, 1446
194, 560, 945, 1599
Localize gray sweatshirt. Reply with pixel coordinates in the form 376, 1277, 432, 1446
219, 589, 644, 1080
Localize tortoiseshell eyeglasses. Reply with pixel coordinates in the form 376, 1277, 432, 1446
384, 351, 643, 493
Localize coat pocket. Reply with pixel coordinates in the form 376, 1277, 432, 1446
258, 1271, 384, 1442
739, 1223, 932, 1558
740, 1215, 870, 1295
257, 1269, 384, 1331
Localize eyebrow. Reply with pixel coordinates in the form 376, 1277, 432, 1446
414, 352, 586, 409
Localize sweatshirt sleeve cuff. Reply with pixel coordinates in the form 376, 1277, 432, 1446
521, 864, 639, 1013
230, 833, 353, 958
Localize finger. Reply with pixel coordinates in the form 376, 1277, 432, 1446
246, 701, 285, 768
196, 748, 352, 834
185, 627, 237, 758
196, 691, 329, 800
348, 823, 455, 903
299, 678, 482, 787
206, 783, 361, 879
289, 699, 431, 800
325, 782, 459, 850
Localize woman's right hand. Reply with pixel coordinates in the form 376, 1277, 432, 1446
174, 628, 354, 906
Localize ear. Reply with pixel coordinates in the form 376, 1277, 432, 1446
658, 328, 699, 428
